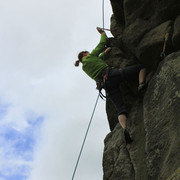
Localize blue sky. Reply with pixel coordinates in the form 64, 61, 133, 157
0, 0, 113, 179
0, 102, 43, 180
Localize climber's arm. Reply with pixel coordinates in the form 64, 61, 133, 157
90, 28, 107, 57
99, 47, 112, 59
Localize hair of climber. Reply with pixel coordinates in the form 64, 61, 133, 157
74, 51, 89, 67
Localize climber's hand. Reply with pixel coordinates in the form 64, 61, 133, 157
97, 27, 105, 34
104, 47, 112, 53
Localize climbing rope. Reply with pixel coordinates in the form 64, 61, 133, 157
71, 1, 105, 179
102, 0, 105, 31
103, 28, 110, 31
71, 93, 100, 180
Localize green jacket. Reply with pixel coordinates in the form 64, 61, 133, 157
82, 34, 108, 81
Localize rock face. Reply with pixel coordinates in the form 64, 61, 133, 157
103, 0, 180, 180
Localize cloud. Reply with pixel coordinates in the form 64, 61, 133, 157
0, 0, 112, 179
0, 112, 43, 179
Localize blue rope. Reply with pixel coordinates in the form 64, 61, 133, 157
71, 1, 105, 179
71, 93, 100, 180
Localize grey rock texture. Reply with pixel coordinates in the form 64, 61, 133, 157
144, 51, 180, 180
172, 15, 180, 51
103, 0, 180, 180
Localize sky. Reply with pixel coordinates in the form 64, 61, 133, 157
0, 0, 113, 180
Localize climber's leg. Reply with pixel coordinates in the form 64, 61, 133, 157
118, 114, 133, 144
121, 64, 147, 92
118, 114, 127, 129
124, 129, 133, 144
121, 64, 143, 82
139, 68, 146, 84
104, 71, 127, 117
107, 89, 127, 119
104, 69, 133, 144
105, 90, 133, 144
138, 68, 147, 92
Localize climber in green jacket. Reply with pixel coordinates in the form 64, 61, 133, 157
75, 30, 109, 81
75, 27, 146, 144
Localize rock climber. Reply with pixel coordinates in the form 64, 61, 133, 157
74, 27, 146, 144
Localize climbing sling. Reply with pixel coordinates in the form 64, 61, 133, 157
96, 67, 110, 100
160, 33, 169, 58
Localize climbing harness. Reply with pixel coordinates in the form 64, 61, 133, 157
71, 93, 100, 180
96, 79, 106, 99
96, 67, 110, 100
160, 33, 169, 58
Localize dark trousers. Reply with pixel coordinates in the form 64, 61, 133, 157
104, 64, 143, 117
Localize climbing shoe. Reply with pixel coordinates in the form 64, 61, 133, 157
124, 129, 133, 144
138, 83, 147, 92
138, 83, 147, 102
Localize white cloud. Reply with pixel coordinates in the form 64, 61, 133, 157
0, 128, 32, 178
0, 0, 112, 179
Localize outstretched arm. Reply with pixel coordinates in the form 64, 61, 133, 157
96, 27, 106, 35
90, 27, 107, 57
